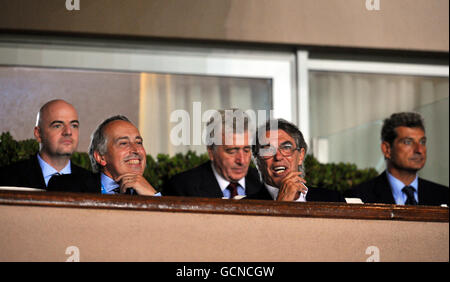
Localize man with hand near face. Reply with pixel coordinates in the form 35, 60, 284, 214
247, 119, 344, 202
162, 109, 262, 199
0, 99, 98, 193
88, 115, 159, 196
345, 112, 448, 206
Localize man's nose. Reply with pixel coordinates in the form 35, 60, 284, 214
62, 125, 72, 135
129, 142, 139, 153
414, 142, 426, 154
235, 150, 243, 164
273, 147, 284, 160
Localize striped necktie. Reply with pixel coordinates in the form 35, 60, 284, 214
227, 182, 239, 199
402, 186, 418, 205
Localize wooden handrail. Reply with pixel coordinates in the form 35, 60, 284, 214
0, 189, 448, 222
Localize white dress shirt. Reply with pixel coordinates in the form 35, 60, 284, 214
210, 163, 246, 198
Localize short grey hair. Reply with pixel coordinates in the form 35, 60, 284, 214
88, 115, 131, 173
205, 109, 251, 149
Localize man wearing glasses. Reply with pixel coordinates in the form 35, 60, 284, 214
248, 119, 344, 202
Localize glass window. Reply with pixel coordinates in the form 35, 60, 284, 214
0, 37, 293, 157
308, 71, 449, 186
139, 73, 272, 156
0, 66, 272, 156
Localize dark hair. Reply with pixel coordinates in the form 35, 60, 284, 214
88, 115, 131, 173
252, 118, 307, 157
381, 112, 425, 145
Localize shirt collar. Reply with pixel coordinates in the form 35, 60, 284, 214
210, 162, 246, 192
386, 170, 419, 199
100, 173, 120, 194
37, 153, 71, 179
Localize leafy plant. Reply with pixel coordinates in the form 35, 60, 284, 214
0, 132, 39, 167
304, 154, 378, 193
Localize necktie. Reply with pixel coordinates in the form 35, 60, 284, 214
402, 186, 418, 205
227, 182, 239, 199
47, 172, 61, 187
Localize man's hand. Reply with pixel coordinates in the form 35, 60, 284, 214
276, 172, 307, 201
115, 173, 157, 196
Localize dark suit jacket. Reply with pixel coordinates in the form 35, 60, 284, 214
245, 183, 345, 202
162, 160, 263, 198
344, 171, 449, 206
0, 155, 101, 194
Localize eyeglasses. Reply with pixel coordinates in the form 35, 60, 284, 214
257, 143, 301, 159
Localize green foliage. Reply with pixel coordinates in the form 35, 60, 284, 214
0, 132, 39, 167
70, 152, 92, 171
145, 151, 210, 189
0, 131, 378, 193
304, 154, 379, 193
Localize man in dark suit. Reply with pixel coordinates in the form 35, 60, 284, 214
163, 109, 263, 199
88, 115, 160, 196
345, 112, 448, 206
0, 99, 99, 193
247, 119, 343, 202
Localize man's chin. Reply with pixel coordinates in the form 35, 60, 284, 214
55, 151, 74, 157
126, 167, 144, 175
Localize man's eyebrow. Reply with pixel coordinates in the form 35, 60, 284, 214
115, 136, 143, 142
49, 120, 79, 126
49, 120, 64, 126
225, 146, 245, 149
280, 141, 294, 146
115, 136, 131, 142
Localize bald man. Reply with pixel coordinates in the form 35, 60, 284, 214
0, 99, 100, 193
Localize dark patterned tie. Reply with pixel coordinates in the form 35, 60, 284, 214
47, 172, 61, 188
227, 182, 239, 199
402, 186, 418, 205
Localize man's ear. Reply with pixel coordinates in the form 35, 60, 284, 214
207, 146, 215, 161
93, 151, 107, 167
381, 141, 391, 160
297, 148, 306, 166
34, 126, 42, 143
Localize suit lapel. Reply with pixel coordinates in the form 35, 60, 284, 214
29, 155, 46, 189
375, 171, 396, 204
417, 178, 431, 204
199, 161, 224, 198
244, 167, 261, 196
